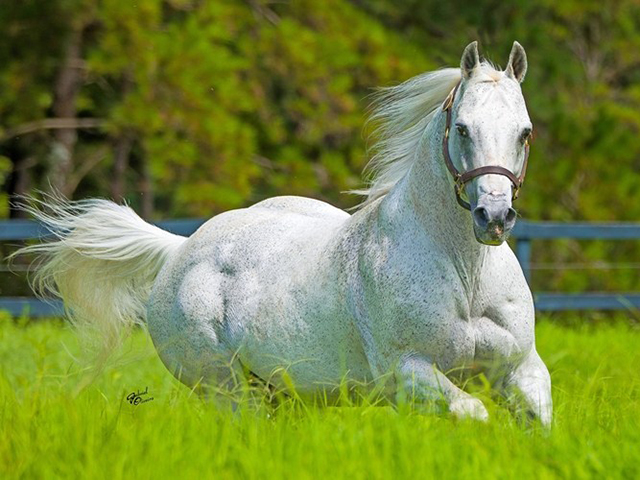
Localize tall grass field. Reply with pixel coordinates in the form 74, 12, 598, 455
1, 315, 639, 479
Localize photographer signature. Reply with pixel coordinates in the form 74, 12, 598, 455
126, 387, 154, 406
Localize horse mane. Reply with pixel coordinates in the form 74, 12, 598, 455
353, 63, 503, 208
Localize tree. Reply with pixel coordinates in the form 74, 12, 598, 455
1, 0, 640, 292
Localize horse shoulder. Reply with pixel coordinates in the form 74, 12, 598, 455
340, 222, 470, 372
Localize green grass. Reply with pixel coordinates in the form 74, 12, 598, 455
1, 316, 639, 479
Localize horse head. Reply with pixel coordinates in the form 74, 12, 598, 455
445, 41, 532, 245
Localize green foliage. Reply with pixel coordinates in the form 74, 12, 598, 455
1, 0, 639, 291
1, 319, 639, 478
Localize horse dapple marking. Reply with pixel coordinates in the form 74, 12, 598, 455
19, 41, 551, 425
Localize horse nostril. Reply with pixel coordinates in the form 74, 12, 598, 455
505, 208, 517, 228
474, 205, 515, 233
473, 207, 490, 228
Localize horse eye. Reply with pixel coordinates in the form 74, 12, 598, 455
456, 125, 468, 137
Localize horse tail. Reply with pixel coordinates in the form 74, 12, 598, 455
15, 197, 187, 365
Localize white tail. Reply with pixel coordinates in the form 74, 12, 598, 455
15, 197, 188, 365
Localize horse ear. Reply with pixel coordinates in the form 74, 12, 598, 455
505, 41, 528, 83
460, 41, 480, 80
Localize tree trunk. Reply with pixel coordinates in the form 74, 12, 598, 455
139, 157, 154, 219
110, 71, 135, 203
8, 156, 33, 219
49, 27, 84, 196
111, 134, 134, 203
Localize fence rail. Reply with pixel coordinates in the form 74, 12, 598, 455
1, 218, 639, 317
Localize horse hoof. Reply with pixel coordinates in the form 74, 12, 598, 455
449, 397, 489, 422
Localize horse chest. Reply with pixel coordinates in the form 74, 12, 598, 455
437, 273, 531, 367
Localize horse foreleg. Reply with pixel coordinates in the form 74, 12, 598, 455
395, 355, 489, 421
501, 349, 552, 427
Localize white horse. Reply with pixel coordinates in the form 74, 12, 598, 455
22, 41, 551, 424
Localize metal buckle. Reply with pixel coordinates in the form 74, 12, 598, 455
454, 175, 465, 196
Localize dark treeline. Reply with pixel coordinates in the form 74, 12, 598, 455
1, 0, 639, 293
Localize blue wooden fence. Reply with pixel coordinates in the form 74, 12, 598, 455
512, 222, 640, 312
1, 218, 639, 317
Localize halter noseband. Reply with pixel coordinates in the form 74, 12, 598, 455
442, 81, 530, 210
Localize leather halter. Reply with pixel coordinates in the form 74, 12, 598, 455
442, 81, 530, 210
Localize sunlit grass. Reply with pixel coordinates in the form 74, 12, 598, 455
1, 315, 639, 479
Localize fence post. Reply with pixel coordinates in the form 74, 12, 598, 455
515, 237, 532, 284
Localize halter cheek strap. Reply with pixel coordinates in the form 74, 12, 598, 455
442, 81, 530, 211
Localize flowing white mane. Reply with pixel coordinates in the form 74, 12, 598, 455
355, 63, 504, 207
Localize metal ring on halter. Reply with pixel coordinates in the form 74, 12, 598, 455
441, 81, 531, 211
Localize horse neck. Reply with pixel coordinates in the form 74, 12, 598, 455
378, 109, 490, 282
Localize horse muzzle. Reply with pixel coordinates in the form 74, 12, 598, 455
471, 195, 517, 245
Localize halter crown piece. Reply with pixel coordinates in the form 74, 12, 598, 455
441, 81, 530, 210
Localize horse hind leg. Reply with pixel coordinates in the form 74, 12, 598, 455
147, 262, 245, 409
163, 341, 245, 406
